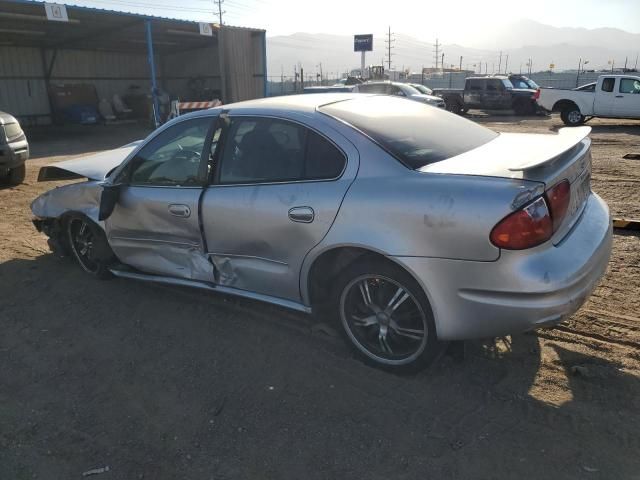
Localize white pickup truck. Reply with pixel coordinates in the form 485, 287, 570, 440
537, 74, 640, 125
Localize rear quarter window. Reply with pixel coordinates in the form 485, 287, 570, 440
320, 96, 498, 169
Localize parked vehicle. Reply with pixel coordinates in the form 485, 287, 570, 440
353, 81, 445, 108
0, 112, 29, 185
31, 94, 612, 372
537, 74, 640, 126
303, 86, 354, 93
434, 76, 538, 115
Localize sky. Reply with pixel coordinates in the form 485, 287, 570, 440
56, 0, 640, 44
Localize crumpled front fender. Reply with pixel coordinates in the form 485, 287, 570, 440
31, 180, 104, 228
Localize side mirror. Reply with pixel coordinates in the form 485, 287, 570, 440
98, 183, 121, 221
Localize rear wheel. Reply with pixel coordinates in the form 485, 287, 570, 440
332, 259, 441, 373
445, 98, 462, 115
66, 214, 114, 279
7, 164, 25, 185
561, 106, 585, 126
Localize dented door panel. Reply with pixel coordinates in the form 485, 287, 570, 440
106, 186, 212, 281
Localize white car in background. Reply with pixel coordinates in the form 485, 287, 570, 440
537, 74, 640, 125
353, 81, 446, 108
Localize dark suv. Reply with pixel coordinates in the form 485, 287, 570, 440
434, 76, 538, 115
0, 112, 28, 185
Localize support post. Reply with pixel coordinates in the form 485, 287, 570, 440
262, 31, 267, 98
361, 51, 365, 78
145, 20, 160, 128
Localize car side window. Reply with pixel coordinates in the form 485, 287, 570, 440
601, 78, 615, 92
486, 80, 499, 92
619, 78, 640, 94
125, 117, 212, 186
468, 79, 483, 91
217, 117, 345, 184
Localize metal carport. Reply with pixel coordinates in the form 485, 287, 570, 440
0, 0, 266, 126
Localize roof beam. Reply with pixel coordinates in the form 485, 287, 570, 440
49, 18, 144, 50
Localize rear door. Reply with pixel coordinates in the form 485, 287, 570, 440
464, 79, 484, 106
593, 77, 616, 116
612, 77, 640, 118
106, 115, 217, 281
200, 114, 358, 302
484, 79, 503, 109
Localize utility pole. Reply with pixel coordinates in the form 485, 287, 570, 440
459, 56, 463, 71
635, 53, 639, 69
215, 0, 227, 102
441, 53, 445, 73
433, 38, 441, 69
624, 56, 628, 71
505, 54, 509, 74
498, 51, 502, 74
385, 26, 395, 71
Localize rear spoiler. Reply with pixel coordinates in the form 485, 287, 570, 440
508, 126, 591, 171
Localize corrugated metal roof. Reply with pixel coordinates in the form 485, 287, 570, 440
2, 0, 265, 32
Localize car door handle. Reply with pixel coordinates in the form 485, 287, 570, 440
168, 204, 191, 218
288, 206, 314, 223
615, 95, 624, 98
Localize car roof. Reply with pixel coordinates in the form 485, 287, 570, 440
216, 93, 366, 114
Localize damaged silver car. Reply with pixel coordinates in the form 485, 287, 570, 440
31, 94, 612, 371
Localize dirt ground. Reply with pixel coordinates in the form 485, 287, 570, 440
1, 115, 639, 480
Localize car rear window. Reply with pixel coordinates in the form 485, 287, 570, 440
319, 96, 498, 169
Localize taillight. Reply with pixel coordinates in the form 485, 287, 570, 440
533, 89, 540, 100
545, 179, 571, 231
490, 197, 553, 250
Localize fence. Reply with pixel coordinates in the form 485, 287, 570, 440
266, 71, 606, 97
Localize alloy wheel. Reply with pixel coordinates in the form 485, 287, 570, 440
340, 274, 429, 365
68, 217, 100, 274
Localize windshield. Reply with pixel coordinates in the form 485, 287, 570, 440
320, 96, 498, 169
399, 84, 421, 95
412, 84, 433, 95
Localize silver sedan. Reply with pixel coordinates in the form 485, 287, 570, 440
31, 94, 612, 372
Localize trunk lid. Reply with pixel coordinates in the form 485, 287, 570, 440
420, 126, 592, 242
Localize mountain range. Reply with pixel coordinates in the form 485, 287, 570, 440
266, 20, 640, 78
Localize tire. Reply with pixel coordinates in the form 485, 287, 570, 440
560, 106, 585, 126
331, 259, 442, 373
7, 164, 25, 185
445, 99, 462, 115
65, 214, 114, 279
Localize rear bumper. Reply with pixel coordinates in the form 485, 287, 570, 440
0, 139, 29, 170
392, 193, 612, 340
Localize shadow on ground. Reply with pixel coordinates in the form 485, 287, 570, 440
0, 254, 638, 479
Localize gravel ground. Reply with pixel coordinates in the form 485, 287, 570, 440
1, 115, 639, 480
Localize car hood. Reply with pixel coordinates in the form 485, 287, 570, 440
37, 140, 142, 181
409, 93, 443, 103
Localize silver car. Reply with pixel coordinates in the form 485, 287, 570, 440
31, 94, 612, 372
353, 81, 446, 108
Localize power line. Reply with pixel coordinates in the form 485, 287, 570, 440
384, 26, 395, 71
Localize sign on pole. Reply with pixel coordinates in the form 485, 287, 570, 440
354, 34, 373, 52
199, 22, 213, 36
44, 3, 69, 22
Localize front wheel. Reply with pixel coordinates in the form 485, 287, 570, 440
561, 107, 585, 126
66, 214, 114, 279
333, 260, 442, 373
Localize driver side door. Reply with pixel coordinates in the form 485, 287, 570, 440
105, 115, 218, 281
